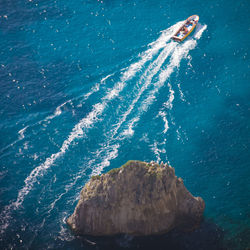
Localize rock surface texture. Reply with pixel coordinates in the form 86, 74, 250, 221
67, 160, 205, 236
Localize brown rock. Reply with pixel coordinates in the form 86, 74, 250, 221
67, 160, 205, 236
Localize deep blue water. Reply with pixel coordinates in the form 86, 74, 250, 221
0, 0, 249, 249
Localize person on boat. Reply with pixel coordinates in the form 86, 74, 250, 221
183, 26, 188, 34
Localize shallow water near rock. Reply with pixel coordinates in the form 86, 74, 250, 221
0, 0, 249, 249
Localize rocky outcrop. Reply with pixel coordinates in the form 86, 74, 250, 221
67, 160, 205, 236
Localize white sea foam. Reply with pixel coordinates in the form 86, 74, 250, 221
194, 24, 207, 39
0, 23, 207, 238
83, 73, 114, 100
62, 23, 207, 215
18, 126, 28, 140
70, 24, 182, 178
158, 111, 169, 134
177, 83, 185, 101
62, 24, 183, 183
163, 83, 175, 110
96, 25, 207, 173
91, 143, 120, 176
124, 24, 207, 135
150, 141, 166, 163
66, 24, 207, 192
121, 117, 139, 137
0, 23, 180, 234
43, 100, 69, 123
157, 84, 174, 134
88, 39, 178, 176
112, 42, 176, 137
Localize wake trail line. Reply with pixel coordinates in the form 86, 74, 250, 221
127, 24, 207, 135
90, 42, 177, 176
0, 22, 181, 236
92, 24, 208, 176
67, 41, 177, 178
39, 23, 207, 226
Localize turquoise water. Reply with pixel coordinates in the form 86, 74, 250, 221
0, 0, 249, 249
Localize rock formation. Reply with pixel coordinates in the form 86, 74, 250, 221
67, 160, 205, 236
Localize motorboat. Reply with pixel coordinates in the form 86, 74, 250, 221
172, 15, 199, 42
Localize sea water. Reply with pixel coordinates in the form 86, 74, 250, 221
0, 0, 249, 249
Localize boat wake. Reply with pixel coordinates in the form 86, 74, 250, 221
0, 21, 207, 238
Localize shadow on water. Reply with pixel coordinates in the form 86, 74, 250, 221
63, 220, 226, 250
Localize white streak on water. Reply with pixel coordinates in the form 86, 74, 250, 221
177, 83, 185, 102
0, 22, 181, 235
83, 73, 114, 100
112, 42, 176, 137
158, 111, 169, 134
18, 126, 28, 140
91, 143, 120, 176
43, 24, 184, 206
163, 83, 175, 110
5, 23, 207, 242
127, 24, 207, 133
150, 140, 166, 163
89, 24, 208, 177
121, 117, 139, 137
194, 24, 207, 39
43, 101, 69, 123
0, 73, 114, 158
88, 28, 181, 176
0, 23, 207, 239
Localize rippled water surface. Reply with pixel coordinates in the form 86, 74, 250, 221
0, 0, 249, 249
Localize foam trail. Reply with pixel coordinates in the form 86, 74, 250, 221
151, 141, 162, 163
18, 126, 28, 140
40, 23, 207, 219
0, 124, 30, 157
89, 43, 176, 176
4, 74, 114, 151
91, 143, 120, 176
156, 83, 174, 134
157, 83, 175, 133
88, 25, 207, 176
158, 111, 169, 134
126, 24, 207, 134
83, 73, 114, 101
0, 23, 181, 158
194, 24, 207, 39
112, 42, 176, 136
0, 22, 181, 234
177, 83, 185, 102
42, 101, 71, 126
163, 83, 175, 110
43, 25, 183, 195
102, 25, 207, 167
150, 139, 167, 163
